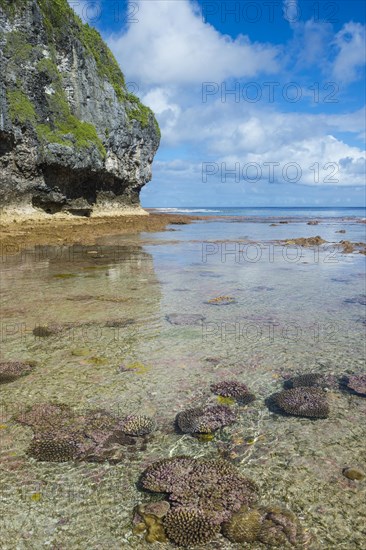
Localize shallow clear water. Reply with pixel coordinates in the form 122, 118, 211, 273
0, 217, 365, 549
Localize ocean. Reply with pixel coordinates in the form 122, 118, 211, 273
152, 206, 366, 219
0, 209, 365, 548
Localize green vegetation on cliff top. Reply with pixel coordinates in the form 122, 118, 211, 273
3, 0, 160, 145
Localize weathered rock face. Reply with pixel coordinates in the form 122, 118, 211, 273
0, 0, 160, 216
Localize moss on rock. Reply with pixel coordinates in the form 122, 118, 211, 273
4, 30, 33, 61
7, 89, 36, 124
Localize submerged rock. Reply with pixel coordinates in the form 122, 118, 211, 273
344, 295, 366, 306
342, 467, 365, 481
343, 374, 366, 397
134, 503, 168, 543
283, 236, 326, 247
0, 0, 159, 215
166, 313, 205, 326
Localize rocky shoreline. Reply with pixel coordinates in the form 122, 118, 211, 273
0, 211, 203, 250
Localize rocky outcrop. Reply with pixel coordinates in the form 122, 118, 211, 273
0, 0, 160, 216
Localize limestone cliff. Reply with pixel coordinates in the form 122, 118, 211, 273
0, 0, 160, 216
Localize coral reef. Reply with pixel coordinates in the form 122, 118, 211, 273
0, 361, 34, 383
257, 506, 306, 547
222, 505, 263, 542
141, 457, 258, 524
16, 402, 77, 432
27, 436, 78, 462
176, 405, 237, 434
120, 415, 155, 436
270, 388, 329, 418
285, 373, 326, 389
141, 456, 196, 493
16, 403, 151, 462
164, 507, 220, 546
210, 380, 256, 404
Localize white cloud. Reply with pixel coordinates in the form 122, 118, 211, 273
65, 0, 365, 191
142, 96, 366, 186
108, 0, 280, 85
331, 22, 366, 83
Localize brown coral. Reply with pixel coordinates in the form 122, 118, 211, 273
285, 373, 325, 389
27, 436, 78, 462
272, 387, 329, 418
257, 506, 305, 547
164, 507, 220, 546
16, 403, 151, 463
222, 505, 263, 542
120, 415, 155, 436
176, 405, 237, 434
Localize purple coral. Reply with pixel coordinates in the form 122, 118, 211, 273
16, 403, 150, 463
272, 387, 329, 418
176, 405, 237, 434
141, 457, 258, 524
211, 380, 256, 403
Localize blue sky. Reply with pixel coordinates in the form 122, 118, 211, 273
70, 0, 366, 207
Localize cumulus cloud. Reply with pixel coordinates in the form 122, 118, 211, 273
107, 0, 280, 85
140, 93, 366, 186
65, 0, 365, 193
